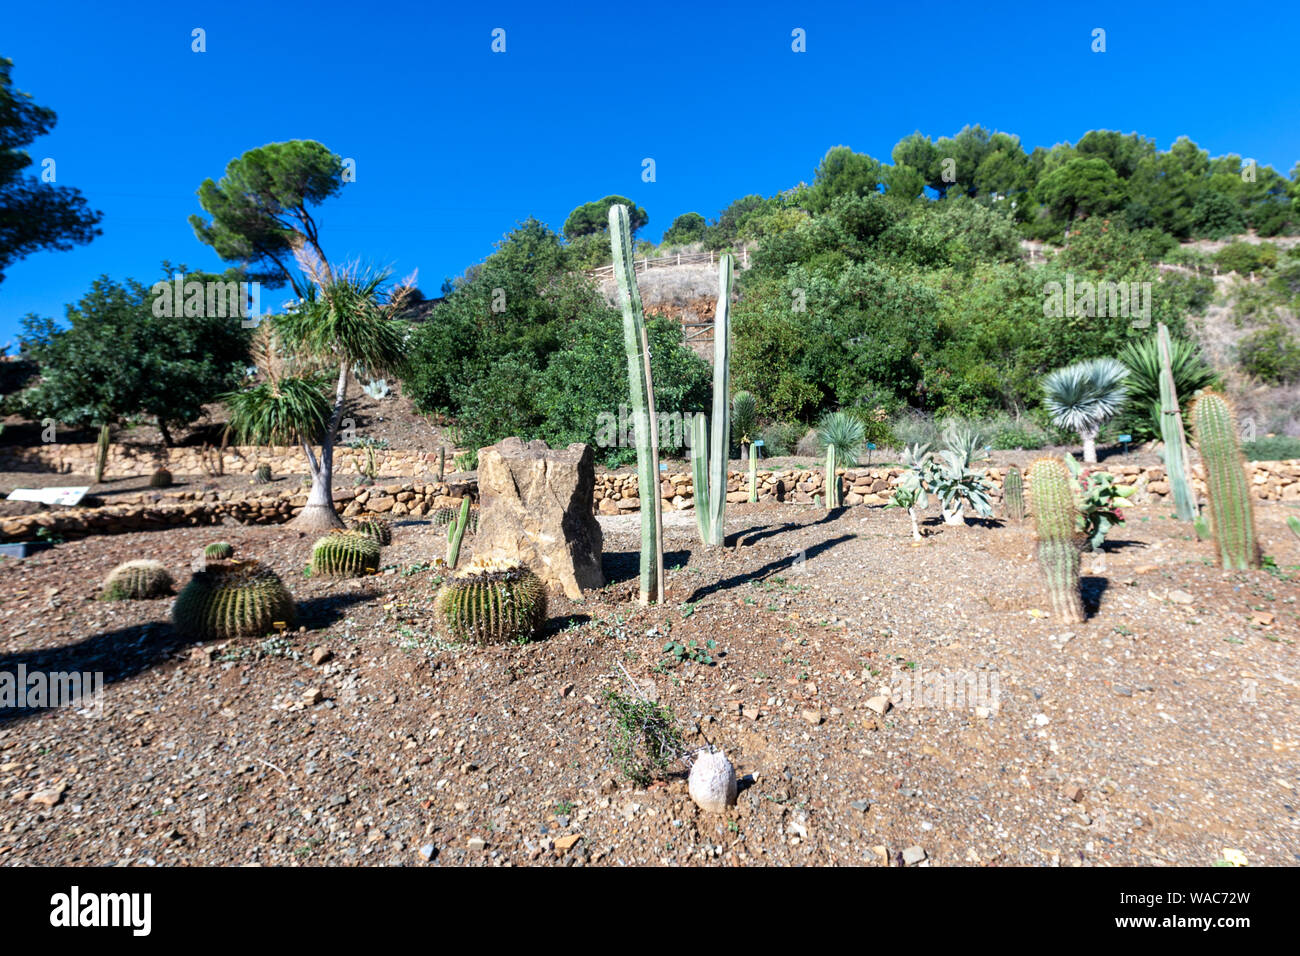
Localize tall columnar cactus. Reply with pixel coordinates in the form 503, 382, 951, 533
94, 424, 110, 484
689, 253, 735, 547
445, 497, 472, 570
748, 443, 758, 503
1003, 465, 1026, 522
348, 514, 393, 546
1191, 391, 1259, 570
610, 204, 664, 601
1028, 458, 1085, 624
311, 531, 381, 577
172, 559, 296, 640
824, 445, 840, 509
1157, 322, 1197, 521
436, 557, 548, 645
103, 560, 173, 600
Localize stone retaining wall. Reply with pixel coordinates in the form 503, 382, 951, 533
0, 443, 444, 478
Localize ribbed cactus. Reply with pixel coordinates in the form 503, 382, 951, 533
204, 542, 233, 560
103, 559, 173, 600
690, 253, 734, 547
1157, 322, 1196, 521
348, 514, 392, 546
432, 503, 477, 535
1003, 466, 1026, 522
94, 424, 110, 484
445, 497, 472, 569
436, 557, 547, 645
172, 559, 295, 639
310, 531, 381, 577
1288, 515, 1300, 539
748, 443, 758, 503
610, 203, 665, 601
824, 445, 840, 509
1028, 458, 1085, 623
1191, 391, 1259, 570
149, 467, 173, 489
253, 464, 272, 484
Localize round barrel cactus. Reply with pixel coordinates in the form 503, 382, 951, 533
310, 531, 381, 577
348, 514, 392, 546
104, 559, 173, 600
204, 541, 234, 560
172, 559, 296, 640
149, 467, 173, 488
253, 464, 273, 484
436, 557, 547, 645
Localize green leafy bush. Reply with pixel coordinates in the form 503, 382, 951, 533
1242, 436, 1300, 460
1238, 323, 1300, 384
604, 689, 684, 788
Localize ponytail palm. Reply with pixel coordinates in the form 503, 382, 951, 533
1043, 357, 1128, 463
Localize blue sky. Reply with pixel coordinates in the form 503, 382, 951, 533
3, 0, 1297, 344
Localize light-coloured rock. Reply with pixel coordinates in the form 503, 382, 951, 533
688, 749, 737, 813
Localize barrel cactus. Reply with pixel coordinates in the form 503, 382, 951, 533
348, 514, 392, 546
436, 557, 547, 645
1003, 466, 1026, 522
1028, 457, 1085, 624
204, 541, 234, 560
103, 559, 173, 600
310, 531, 381, 577
432, 503, 477, 535
149, 467, 173, 488
253, 464, 272, 484
172, 559, 296, 640
1190, 391, 1259, 570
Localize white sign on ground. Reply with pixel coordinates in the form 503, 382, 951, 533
7, 486, 90, 507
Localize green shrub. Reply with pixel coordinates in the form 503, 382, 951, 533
1242, 436, 1300, 460
756, 421, 803, 457
1215, 241, 1277, 275
604, 688, 684, 788
1238, 323, 1300, 384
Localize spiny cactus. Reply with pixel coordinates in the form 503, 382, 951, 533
690, 256, 735, 548
348, 514, 392, 546
1288, 515, 1300, 539
1157, 322, 1197, 521
310, 531, 381, 577
1028, 458, 1085, 624
254, 464, 272, 484
747, 442, 758, 503
204, 542, 234, 560
149, 467, 173, 489
436, 557, 547, 645
1003, 465, 1026, 522
1190, 391, 1259, 570
103, 559, 172, 600
445, 497, 472, 570
432, 503, 477, 535
172, 559, 295, 640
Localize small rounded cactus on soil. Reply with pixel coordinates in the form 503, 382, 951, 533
103, 560, 173, 600
1003, 465, 1026, 522
204, 542, 234, 560
149, 467, 173, 488
436, 557, 547, 645
172, 559, 296, 640
1190, 391, 1259, 570
347, 514, 392, 546
310, 531, 381, 577
253, 464, 272, 484
1028, 457, 1085, 624
688, 748, 737, 812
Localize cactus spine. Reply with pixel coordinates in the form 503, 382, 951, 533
824, 445, 840, 509
103, 559, 172, 600
172, 559, 295, 639
1003, 465, 1026, 522
690, 253, 734, 547
437, 558, 547, 645
445, 497, 471, 570
610, 204, 664, 601
1028, 458, 1085, 624
1157, 322, 1196, 521
311, 532, 381, 577
94, 424, 110, 483
748, 443, 758, 503
1191, 391, 1259, 569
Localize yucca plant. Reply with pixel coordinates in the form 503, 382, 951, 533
103, 560, 173, 600
310, 531, 381, 577
732, 390, 757, 454
1117, 333, 1219, 441
816, 411, 866, 508
172, 559, 296, 640
1043, 357, 1128, 463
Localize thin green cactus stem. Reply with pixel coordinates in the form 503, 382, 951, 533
1191, 391, 1259, 570
446, 497, 471, 570
748, 443, 758, 503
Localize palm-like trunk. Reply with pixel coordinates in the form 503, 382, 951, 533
1081, 428, 1098, 464
290, 360, 349, 530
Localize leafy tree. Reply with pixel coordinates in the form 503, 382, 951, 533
885, 164, 925, 202
663, 212, 706, 245
1190, 190, 1245, 239
0, 57, 102, 285
1036, 157, 1125, 235
563, 196, 646, 240
703, 194, 778, 249
16, 268, 250, 444
190, 141, 346, 286
805, 146, 882, 213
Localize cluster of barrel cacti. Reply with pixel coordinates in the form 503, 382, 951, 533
310, 531, 381, 577
1190, 391, 1259, 569
1028, 457, 1085, 624
172, 559, 296, 640
1003, 465, 1025, 522
204, 541, 234, 560
149, 467, 173, 488
348, 514, 393, 546
103, 559, 173, 600
436, 557, 547, 645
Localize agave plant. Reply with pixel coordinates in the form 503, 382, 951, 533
1043, 357, 1128, 463
886, 442, 931, 540
1117, 333, 1219, 442
732, 391, 758, 452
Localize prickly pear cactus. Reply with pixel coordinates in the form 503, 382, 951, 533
1190, 391, 1259, 570
1028, 458, 1085, 623
436, 557, 547, 645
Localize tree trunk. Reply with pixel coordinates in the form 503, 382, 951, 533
158, 420, 173, 447
289, 360, 349, 531
1082, 429, 1098, 464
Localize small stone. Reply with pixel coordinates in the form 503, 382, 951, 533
1032, 713, 1050, 726
1063, 785, 1084, 803
553, 833, 582, 852
304, 688, 324, 705
1167, 589, 1193, 605
419, 844, 437, 861
865, 696, 890, 715
902, 845, 927, 865
467, 837, 487, 851
311, 647, 333, 666
30, 784, 66, 807
850, 799, 870, 813
801, 709, 823, 726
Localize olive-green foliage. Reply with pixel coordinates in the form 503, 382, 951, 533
149, 467, 172, 488
254, 463, 272, 483
172, 559, 296, 640
204, 542, 233, 560
436, 561, 547, 645
1191, 392, 1259, 570
604, 688, 685, 788
1237, 323, 1300, 385
1003, 466, 1026, 522
310, 531, 381, 577
1117, 331, 1219, 440
1028, 458, 1085, 624
731, 390, 757, 445
1243, 436, 1300, 461
103, 560, 172, 600
347, 514, 392, 546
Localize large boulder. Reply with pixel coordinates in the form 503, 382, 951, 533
475, 438, 604, 598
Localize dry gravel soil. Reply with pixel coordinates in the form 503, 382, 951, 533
1, 498, 1298, 867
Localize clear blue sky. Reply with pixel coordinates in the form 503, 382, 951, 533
3, 0, 1297, 344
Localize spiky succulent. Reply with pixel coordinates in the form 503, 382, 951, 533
432, 503, 477, 535
1028, 457, 1085, 624
172, 559, 296, 640
1042, 358, 1128, 463
149, 467, 173, 488
436, 557, 547, 645
348, 514, 392, 546
1190, 391, 1259, 570
254, 464, 272, 484
310, 531, 381, 577
1003, 465, 1026, 522
204, 542, 234, 560
103, 560, 173, 600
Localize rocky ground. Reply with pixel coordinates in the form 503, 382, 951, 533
1, 498, 1298, 867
